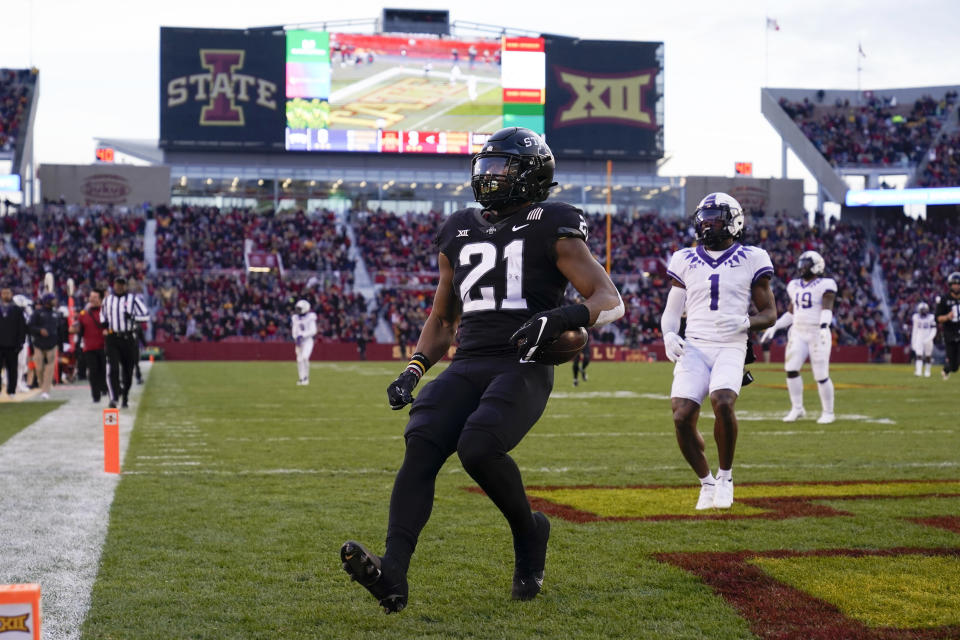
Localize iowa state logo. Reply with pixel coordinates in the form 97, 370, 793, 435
553, 67, 656, 129
166, 49, 278, 126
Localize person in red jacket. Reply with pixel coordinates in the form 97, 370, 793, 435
69, 289, 108, 403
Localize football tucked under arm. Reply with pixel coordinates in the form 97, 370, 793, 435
510, 304, 590, 363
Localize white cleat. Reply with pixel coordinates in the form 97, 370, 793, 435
40, 392, 50, 400
816, 412, 835, 425
782, 407, 806, 422
924, 371, 931, 378
714, 478, 734, 509
695, 483, 716, 510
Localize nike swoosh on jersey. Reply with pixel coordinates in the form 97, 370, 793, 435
512, 224, 530, 231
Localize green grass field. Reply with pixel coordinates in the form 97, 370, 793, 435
79, 361, 960, 639
0, 400, 62, 445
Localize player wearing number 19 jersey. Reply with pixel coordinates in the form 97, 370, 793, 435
661, 193, 777, 511
340, 127, 624, 613
760, 251, 838, 424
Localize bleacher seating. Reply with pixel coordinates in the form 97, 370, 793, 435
3, 204, 957, 350
778, 92, 956, 167
917, 130, 960, 187
874, 218, 960, 344
0, 68, 36, 153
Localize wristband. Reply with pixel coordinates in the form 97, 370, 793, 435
557, 303, 591, 330
404, 352, 431, 381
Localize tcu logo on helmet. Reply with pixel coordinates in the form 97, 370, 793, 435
166, 49, 279, 126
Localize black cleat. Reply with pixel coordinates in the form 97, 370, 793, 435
340, 541, 408, 614
108, 400, 117, 409
512, 511, 550, 601
121, 400, 129, 409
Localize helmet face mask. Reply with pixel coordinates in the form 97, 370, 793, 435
917, 302, 930, 314
694, 193, 744, 250
471, 127, 555, 211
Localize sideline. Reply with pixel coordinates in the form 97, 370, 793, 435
0, 363, 151, 640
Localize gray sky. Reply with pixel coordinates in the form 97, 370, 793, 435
3, 0, 959, 179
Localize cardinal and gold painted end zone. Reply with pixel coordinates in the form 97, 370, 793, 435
462, 480, 960, 522
656, 547, 960, 639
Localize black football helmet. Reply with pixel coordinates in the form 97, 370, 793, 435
694, 192, 744, 249
949, 272, 960, 287
471, 127, 556, 211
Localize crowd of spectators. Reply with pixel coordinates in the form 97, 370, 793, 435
155, 205, 355, 282
352, 209, 444, 287
582, 211, 692, 346
917, 130, 960, 187
151, 272, 374, 343
0, 205, 146, 296
779, 92, 955, 167
0, 68, 35, 153
8, 203, 960, 353
747, 216, 885, 351
873, 217, 960, 345
150, 205, 364, 341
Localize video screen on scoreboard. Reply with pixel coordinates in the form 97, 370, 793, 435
284, 32, 545, 154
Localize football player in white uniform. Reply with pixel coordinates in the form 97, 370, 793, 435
661, 193, 776, 510
911, 302, 937, 377
760, 251, 837, 424
291, 299, 317, 386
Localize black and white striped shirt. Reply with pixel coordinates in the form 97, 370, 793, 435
101, 293, 149, 334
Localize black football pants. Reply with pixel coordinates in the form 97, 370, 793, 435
84, 349, 108, 402
383, 358, 553, 575
944, 340, 960, 374
106, 334, 138, 403
0, 346, 19, 395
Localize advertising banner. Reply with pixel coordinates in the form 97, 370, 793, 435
160, 27, 285, 150
544, 37, 663, 159
38, 164, 171, 206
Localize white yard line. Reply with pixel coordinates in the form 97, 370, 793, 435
0, 363, 150, 640
121, 459, 960, 477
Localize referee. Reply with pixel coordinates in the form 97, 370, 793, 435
102, 277, 148, 408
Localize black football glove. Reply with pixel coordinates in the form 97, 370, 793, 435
509, 304, 590, 363
387, 370, 420, 410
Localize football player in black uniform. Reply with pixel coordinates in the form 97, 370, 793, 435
340, 127, 624, 613
572, 339, 591, 386
935, 271, 960, 380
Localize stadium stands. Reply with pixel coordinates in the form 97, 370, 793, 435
778, 91, 956, 167
1, 204, 954, 352
874, 217, 960, 344
150, 271, 373, 343
747, 216, 881, 348
1, 206, 146, 292
917, 130, 960, 187
0, 68, 36, 153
